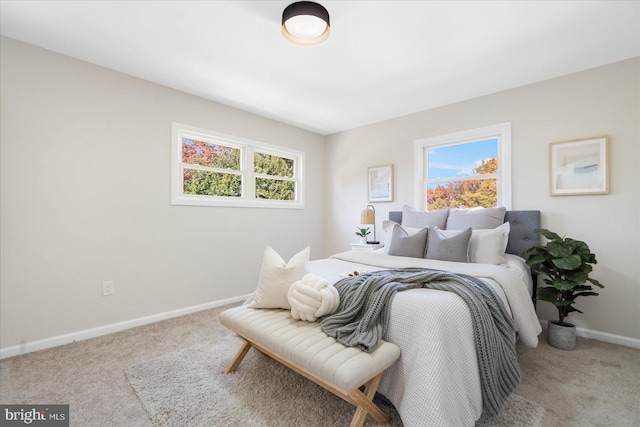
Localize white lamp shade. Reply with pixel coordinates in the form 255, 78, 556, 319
285, 15, 327, 39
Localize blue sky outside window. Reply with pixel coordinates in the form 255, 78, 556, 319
427, 138, 498, 180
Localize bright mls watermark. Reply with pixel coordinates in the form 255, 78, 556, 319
1, 405, 69, 426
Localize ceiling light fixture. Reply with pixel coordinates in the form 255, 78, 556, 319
282, 1, 330, 46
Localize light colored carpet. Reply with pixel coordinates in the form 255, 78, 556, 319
3, 302, 639, 426
516, 329, 640, 427
125, 332, 544, 427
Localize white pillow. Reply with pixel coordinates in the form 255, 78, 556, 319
248, 246, 310, 309
441, 222, 510, 264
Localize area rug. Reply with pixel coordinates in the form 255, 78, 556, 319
125, 333, 545, 426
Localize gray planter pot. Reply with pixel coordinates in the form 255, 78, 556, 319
547, 321, 576, 350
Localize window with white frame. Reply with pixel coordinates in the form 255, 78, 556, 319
414, 123, 511, 210
172, 123, 304, 208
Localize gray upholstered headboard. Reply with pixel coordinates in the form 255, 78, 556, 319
388, 210, 541, 258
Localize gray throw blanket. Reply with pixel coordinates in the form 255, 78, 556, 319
320, 268, 520, 417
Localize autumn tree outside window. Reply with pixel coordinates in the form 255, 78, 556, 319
172, 123, 304, 208
414, 123, 512, 211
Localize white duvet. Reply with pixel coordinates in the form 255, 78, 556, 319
309, 250, 542, 427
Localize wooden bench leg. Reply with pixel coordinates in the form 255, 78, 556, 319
348, 372, 388, 427
224, 340, 252, 374
222, 332, 394, 426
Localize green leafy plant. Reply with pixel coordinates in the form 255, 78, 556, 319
355, 227, 371, 238
522, 229, 604, 325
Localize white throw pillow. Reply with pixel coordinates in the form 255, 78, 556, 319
248, 246, 310, 309
467, 222, 510, 264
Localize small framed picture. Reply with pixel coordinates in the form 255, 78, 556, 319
368, 164, 393, 202
549, 136, 609, 196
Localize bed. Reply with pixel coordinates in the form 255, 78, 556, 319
302, 207, 543, 426
238, 207, 542, 425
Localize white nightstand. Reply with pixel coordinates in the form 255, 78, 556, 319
351, 243, 383, 252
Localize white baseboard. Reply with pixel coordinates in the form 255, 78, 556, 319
3, 302, 638, 359
539, 319, 640, 349
0, 294, 251, 360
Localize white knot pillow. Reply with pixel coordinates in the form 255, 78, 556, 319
287, 274, 340, 322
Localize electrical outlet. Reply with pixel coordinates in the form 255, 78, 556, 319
102, 281, 114, 296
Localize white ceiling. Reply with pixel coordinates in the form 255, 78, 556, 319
1, 1, 639, 135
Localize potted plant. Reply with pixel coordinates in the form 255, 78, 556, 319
355, 227, 371, 244
522, 229, 603, 350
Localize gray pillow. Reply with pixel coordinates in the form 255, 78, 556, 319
402, 205, 449, 229
445, 207, 507, 230
425, 227, 471, 262
388, 224, 429, 258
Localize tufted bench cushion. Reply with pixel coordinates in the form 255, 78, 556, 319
219, 305, 401, 426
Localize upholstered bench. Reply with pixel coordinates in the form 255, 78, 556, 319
219, 305, 401, 427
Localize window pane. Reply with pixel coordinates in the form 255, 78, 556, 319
254, 152, 294, 177
427, 138, 498, 180
256, 178, 295, 200
426, 178, 497, 210
182, 138, 240, 170
183, 169, 241, 197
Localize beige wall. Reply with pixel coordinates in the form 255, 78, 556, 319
0, 37, 325, 351
1, 35, 638, 353
325, 58, 640, 342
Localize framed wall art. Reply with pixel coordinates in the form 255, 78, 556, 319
368, 164, 393, 202
549, 136, 609, 196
